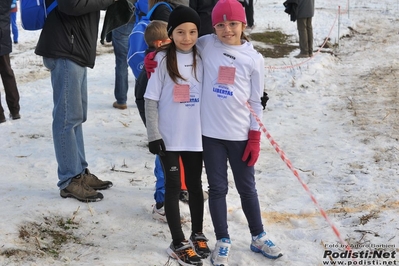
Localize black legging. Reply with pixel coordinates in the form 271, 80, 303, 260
160, 151, 204, 245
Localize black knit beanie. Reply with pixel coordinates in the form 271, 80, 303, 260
167, 6, 201, 36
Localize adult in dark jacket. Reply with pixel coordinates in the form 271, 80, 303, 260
189, 0, 217, 36
35, 0, 115, 202
295, 0, 314, 58
0, 0, 20, 123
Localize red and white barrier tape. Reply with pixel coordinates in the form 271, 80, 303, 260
246, 102, 351, 251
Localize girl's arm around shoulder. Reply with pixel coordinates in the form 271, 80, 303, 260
58, 0, 114, 16
196, 34, 218, 53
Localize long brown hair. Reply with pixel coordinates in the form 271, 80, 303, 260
157, 42, 200, 84
241, 23, 250, 42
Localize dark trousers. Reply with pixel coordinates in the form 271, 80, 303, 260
297, 17, 314, 55
0, 54, 20, 116
160, 151, 204, 245
203, 136, 264, 240
241, 0, 254, 27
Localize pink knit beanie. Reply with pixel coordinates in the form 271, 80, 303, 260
211, 0, 247, 26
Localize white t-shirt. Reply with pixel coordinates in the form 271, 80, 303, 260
144, 50, 203, 151
197, 34, 264, 141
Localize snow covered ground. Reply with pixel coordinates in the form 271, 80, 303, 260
1, 0, 398, 265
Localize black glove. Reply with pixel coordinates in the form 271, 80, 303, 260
261, 92, 269, 110
149, 139, 166, 156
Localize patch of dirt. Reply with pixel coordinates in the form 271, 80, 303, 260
1, 215, 82, 262
248, 30, 298, 58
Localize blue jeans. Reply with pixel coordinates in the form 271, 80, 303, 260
112, 22, 134, 104
10, 12, 18, 43
154, 155, 165, 203
43, 57, 88, 189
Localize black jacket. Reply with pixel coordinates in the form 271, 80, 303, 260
35, 0, 114, 68
283, 0, 298, 22
189, 0, 217, 36
100, 0, 135, 43
0, 0, 12, 56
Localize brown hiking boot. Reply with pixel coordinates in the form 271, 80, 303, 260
82, 168, 113, 190
113, 101, 127, 110
60, 175, 103, 202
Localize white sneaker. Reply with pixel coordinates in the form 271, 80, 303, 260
250, 232, 283, 259
152, 204, 167, 223
211, 238, 231, 266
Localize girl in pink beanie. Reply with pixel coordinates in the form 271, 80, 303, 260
197, 0, 283, 265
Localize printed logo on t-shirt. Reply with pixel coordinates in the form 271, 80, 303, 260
213, 84, 233, 100
182, 82, 201, 108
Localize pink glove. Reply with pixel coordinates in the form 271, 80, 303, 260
144, 51, 158, 78
242, 130, 261, 166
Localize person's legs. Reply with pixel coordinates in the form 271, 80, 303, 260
162, 152, 204, 264
202, 136, 230, 240
296, 18, 308, 55
43, 57, 88, 189
112, 23, 134, 106
244, 0, 254, 28
180, 151, 203, 233
160, 151, 185, 244
178, 156, 189, 203
154, 155, 165, 204
306, 17, 314, 56
227, 140, 264, 237
181, 151, 211, 258
227, 140, 283, 259
0, 54, 20, 117
10, 12, 18, 43
203, 137, 232, 264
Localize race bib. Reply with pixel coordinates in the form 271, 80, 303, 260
217, 66, 236, 84
173, 84, 190, 102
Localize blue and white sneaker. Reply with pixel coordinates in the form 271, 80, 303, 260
211, 238, 231, 266
250, 232, 283, 259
